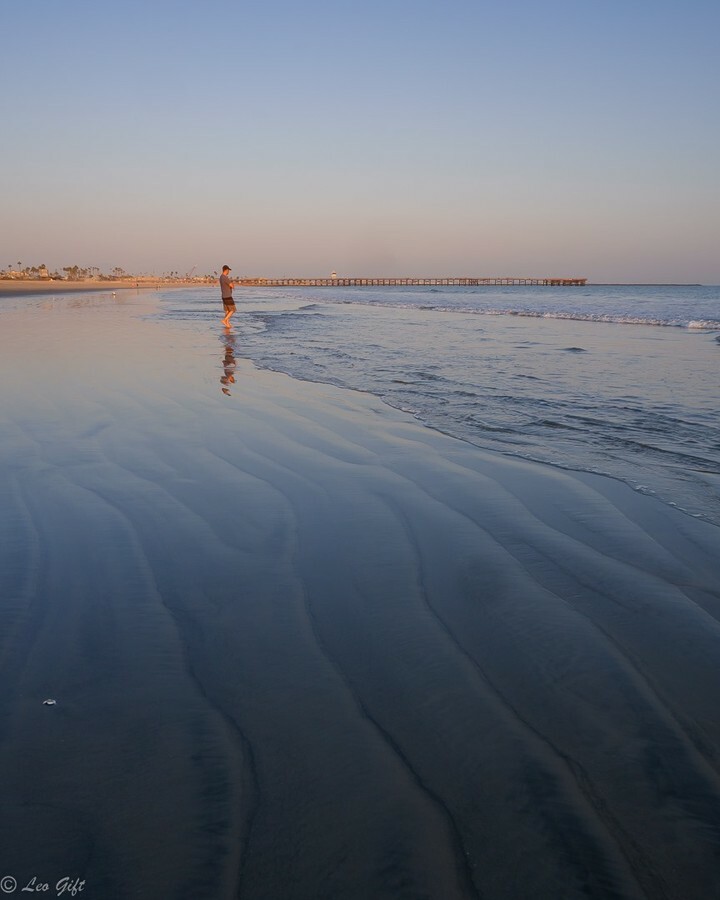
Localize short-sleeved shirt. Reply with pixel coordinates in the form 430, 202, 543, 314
220, 273, 232, 299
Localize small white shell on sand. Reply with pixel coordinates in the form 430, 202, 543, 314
42, 699, 57, 706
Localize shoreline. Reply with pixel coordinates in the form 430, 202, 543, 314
0, 280, 711, 299
0, 278, 206, 297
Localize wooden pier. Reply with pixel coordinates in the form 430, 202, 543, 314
237, 276, 587, 287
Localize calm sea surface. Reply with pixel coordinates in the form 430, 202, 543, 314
163, 283, 720, 524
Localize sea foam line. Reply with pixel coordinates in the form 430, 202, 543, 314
318, 298, 720, 331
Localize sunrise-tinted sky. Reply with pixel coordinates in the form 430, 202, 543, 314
2, 0, 718, 282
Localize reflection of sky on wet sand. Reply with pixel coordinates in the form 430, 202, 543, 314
0, 291, 262, 508
3, 291, 136, 314
1, 293, 182, 410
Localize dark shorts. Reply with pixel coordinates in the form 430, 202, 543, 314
222, 298, 236, 311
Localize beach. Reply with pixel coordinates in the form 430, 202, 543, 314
0, 279, 199, 297
1, 289, 720, 899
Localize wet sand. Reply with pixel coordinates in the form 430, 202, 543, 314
0, 279, 193, 297
1, 291, 720, 899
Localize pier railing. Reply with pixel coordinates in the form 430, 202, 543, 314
236, 277, 587, 287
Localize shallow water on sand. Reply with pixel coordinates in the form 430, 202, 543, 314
160, 284, 720, 525
2, 290, 720, 899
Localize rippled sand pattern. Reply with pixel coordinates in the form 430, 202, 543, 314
1, 294, 720, 899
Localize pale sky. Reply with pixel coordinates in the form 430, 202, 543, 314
2, 0, 718, 282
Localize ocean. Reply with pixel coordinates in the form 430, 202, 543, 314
162, 283, 720, 525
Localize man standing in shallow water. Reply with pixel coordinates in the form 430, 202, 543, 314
219, 265, 237, 327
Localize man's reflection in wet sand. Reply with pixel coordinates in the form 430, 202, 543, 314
220, 331, 238, 396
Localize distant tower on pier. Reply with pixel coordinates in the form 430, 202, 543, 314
331, 271, 337, 280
